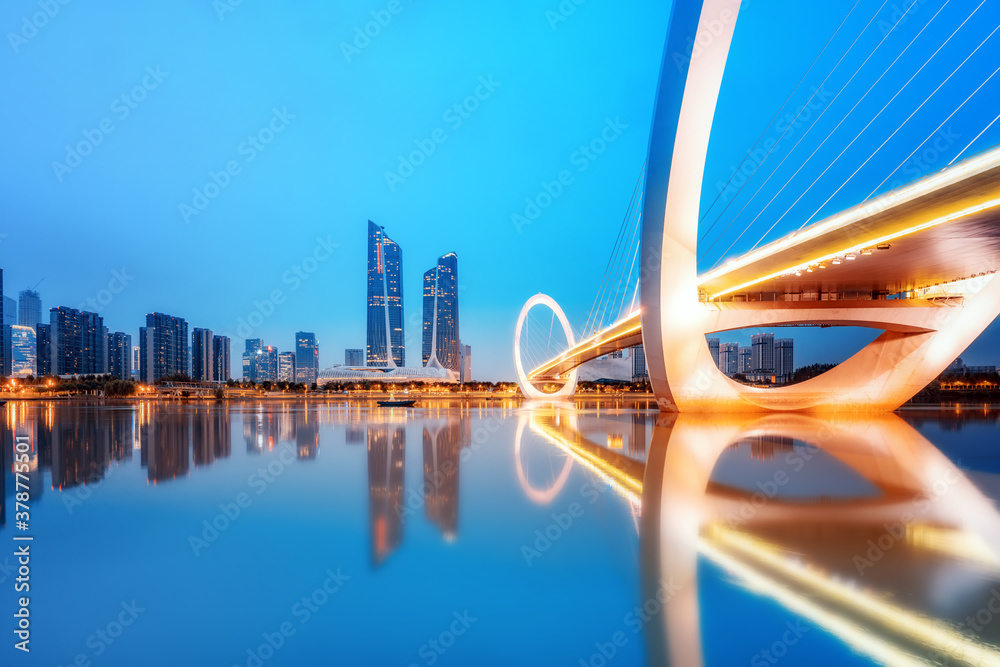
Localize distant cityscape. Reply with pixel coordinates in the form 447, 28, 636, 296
708, 333, 796, 384
0, 221, 474, 385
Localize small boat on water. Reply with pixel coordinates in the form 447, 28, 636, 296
377, 399, 417, 407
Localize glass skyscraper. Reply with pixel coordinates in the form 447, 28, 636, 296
18, 289, 42, 329
213, 335, 231, 381
366, 221, 404, 368
421, 252, 459, 372
295, 332, 318, 384
9, 325, 37, 377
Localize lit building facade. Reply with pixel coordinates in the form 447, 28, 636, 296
191, 328, 214, 381
108, 331, 132, 380
295, 332, 318, 384
751, 333, 775, 373
367, 221, 404, 367
345, 348, 364, 366
36, 324, 51, 376
738, 347, 752, 374
278, 351, 296, 382
243, 338, 263, 382
9, 325, 36, 377
139, 312, 189, 383
422, 253, 459, 371
49, 307, 106, 375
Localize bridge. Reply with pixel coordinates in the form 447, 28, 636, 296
516, 406, 1000, 665
514, 0, 1000, 411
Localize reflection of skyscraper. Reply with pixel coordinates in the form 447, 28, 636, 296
367, 221, 404, 368
422, 253, 459, 371
368, 424, 405, 566
422, 420, 464, 539
296, 406, 319, 460
630, 413, 647, 456
144, 411, 190, 482
244, 409, 279, 453
192, 406, 231, 466
51, 407, 111, 490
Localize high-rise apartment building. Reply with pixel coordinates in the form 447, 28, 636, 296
18, 289, 42, 329
295, 332, 318, 384
278, 351, 296, 382
775, 338, 794, 383
139, 312, 189, 383
751, 333, 775, 373
632, 344, 648, 382
262, 346, 278, 383
108, 332, 132, 380
213, 335, 231, 381
191, 328, 214, 381
49, 307, 106, 375
3, 296, 16, 327
422, 252, 460, 371
738, 347, 752, 374
345, 348, 364, 366
131, 346, 140, 380
366, 221, 404, 367
719, 342, 739, 376
707, 338, 720, 367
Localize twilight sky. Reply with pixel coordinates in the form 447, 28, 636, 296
2, 0, 999, 379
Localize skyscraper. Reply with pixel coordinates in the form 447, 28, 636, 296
3, 296, 16, 327
278, 351, 296, 382
0, 269, 4, 374
36, 324, 51, 376
738, 347, 752, 374
422, 252, 459, 371
213, 335, 231, 381
18, 289, 42, 329
243, 338, 263, 382
459, 344, 472, 383
775, 338, 794, 383
719, 342, 739, 376
191, 328, 214, 382
345, 348, 364, 366
262, 346, 278, 383
632, 344, 648, 381
131, 346, 140, 380
295, 332, 318, 384
108, 332, 132, 380
139, 312, 189, 383
751, 333, 775, 373
707, 338, 720, 367
367, 221, 404, 368
49, 307, 106, 375
8, 326, 36, 378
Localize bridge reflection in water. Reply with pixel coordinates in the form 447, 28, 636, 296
520, 406, 1000, 666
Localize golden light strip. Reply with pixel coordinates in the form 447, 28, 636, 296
529, 420, 642, 506
707, 526, 1000, 666
699, 143, 1000, 285
527, 315, 642, 379
706, 197, 1000, 300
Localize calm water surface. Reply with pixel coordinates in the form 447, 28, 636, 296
2, 400, 1000, 666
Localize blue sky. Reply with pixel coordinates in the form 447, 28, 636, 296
2, 0, 999, 378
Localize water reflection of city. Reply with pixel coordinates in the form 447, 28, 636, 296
0, 402, 478, 570
521, 406, 1000, 666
